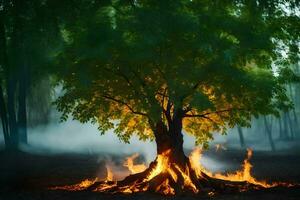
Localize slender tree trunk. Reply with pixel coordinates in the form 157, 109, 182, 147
0, 11, 11, 149
283, 112, 289, 139
263, 116, 275, 151
278, 115, 284, 139
292, 109, 298, 136
0, 84, 10, 147
18, 64, 28, 145
237, 126, 245, 148
7, 74, 18, 149
286, 112, 294, 139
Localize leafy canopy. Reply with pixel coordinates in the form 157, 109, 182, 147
54, 0, 300, 146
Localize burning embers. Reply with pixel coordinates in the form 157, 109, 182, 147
51, 149, 294, 195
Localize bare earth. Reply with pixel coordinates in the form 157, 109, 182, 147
0, 149, 300, 200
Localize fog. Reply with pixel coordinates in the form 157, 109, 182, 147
1, 108, 300, 178
1, 112, 299, 155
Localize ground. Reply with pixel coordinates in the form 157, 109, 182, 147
0, 149, 300, 200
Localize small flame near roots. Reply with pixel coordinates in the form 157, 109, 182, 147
123, 153, 147, 174
50, 148, 295, 195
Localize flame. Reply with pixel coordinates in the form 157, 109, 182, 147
215, 144, 227, 152
146, 149, 171, 180
155, 178, 175, 195
189, 147, 206, 178
106, 164, 114, 181
123, 153, 147, 174
189, 147, 292, 188
51, 148, 294, 195
49, 163, 115, 191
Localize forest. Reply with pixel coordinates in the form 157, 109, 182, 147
0, 0, 300, 200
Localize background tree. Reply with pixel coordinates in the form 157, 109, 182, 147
0, 0, 62, 150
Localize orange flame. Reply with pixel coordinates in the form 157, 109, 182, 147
51, 148, 294, 195
189, 147, 292, 188
106, 164, 114, 181
123, 153, 147, 174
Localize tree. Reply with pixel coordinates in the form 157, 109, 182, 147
0, 0, 62, 150
263, 116, 276, 151
55, 0, 300, 193
237, 126, 245, 148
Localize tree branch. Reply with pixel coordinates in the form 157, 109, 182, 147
184, 108, 243, 118
102, 94, 148, 117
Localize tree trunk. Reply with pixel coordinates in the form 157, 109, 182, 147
0, 84, 10, 147
278, 115, 284, 139
0, 11, 11, 149
18, 64, 28, 145
292, 109, 298, 136
286, 112, 294, 139
237, 126, 245, 148
154, 115, 187, 168
7, 74, 19, 150
263, 116, 275, 151
283, 112, 289, 139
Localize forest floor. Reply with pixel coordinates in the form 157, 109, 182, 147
0, 149, 300, 200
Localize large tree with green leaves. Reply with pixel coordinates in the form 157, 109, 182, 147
55, 0, 299, 193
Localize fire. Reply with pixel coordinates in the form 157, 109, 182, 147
189, 147, 206, 178
210, 148, 271, 187
155, 178, 175, 195
189, 147, 292, 189
106, 164, 114, 181
146, 149, 172, 180
123, 153, 147, 174
49, 164, 115, 191
51, 148, 295, 195
215, 144, 227, 152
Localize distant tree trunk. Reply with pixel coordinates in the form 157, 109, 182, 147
0, 12, 11, 149
278, 115, 284, 139
18, 64, 28, 145
288, 84, 298, 138
263, 116, 275, 151
283, 112, 289, 139
7, 74, 19, 149
0, 84, 10, 147
286, 112, 294, 139
237, 126, 245, 148
292, 109, 298, 135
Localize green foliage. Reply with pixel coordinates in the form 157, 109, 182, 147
54, 0, 299, 145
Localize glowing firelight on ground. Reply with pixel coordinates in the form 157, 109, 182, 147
50, 148, 294, 195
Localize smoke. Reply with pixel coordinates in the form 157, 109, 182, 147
24, 119, 156, 162
1, 106, 299, 178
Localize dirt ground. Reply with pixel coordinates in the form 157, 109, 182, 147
0, 149, 300, 200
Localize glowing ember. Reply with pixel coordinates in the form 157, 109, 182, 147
123, 153, 147, 174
